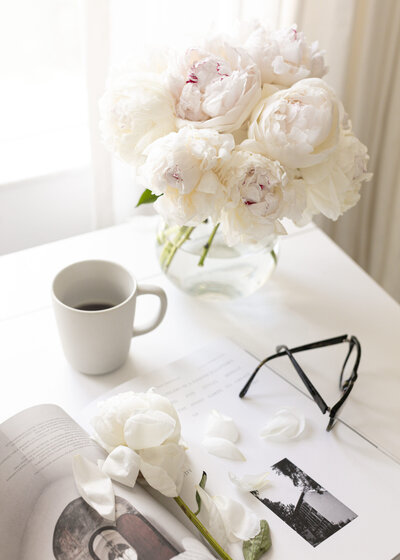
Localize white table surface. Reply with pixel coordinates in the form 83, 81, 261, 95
1, 216, 400, 463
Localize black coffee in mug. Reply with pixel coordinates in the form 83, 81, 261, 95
75, 302, 115, 311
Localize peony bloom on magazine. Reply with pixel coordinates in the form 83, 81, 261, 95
72, 389, 270, 560
100, 20, 371, 275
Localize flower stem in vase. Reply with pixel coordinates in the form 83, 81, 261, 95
198, 223, 220, 267
270, 248, 278, 266
159, 225, 195, 272
173, 496, 233, 560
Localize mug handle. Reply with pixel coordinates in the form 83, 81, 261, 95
132, 284, 168, 337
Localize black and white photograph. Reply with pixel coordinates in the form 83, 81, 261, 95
252, 458, 357, 547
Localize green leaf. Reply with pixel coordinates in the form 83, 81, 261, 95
135, 189, 162, 207
194, 471, 208, 515
243, 520, 272, 560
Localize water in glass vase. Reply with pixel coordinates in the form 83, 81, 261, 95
156, 221, 279, 300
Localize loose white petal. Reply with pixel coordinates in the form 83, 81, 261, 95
140, 443, 186, 497
228, 472, 269, 492
196, 486, 228, 549
260, 408, 305, 441
205, 410, 239, 443
102, 445, 140, 487
72, 455, 115, 521
124, 410, 176, 450
172, 537, 215, 559
202, 437, 246, 461
213, 495, 260, 542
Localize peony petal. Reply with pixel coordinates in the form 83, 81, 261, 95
91, 432, 115, 454
202, 437, 246, 461
172, 537, 216, 559
212, 495, 260, 542
102, 445, 140, 487
72, 455, 115, 521
260, 408, 305, 441
196, 486, 228, 549
91, 411, 125, 450
145, 388, 182, 443
124, 410, 176, 450
228, 472, 269, 492
90, 392, 150, 451
140, 443, 186, 497
205, 410, 239, 443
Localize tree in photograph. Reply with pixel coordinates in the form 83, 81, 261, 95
272, 458, 324, 514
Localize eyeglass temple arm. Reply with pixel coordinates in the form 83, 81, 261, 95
239, 354, 283, 397
276, 346, 328, 414
239, 334, 349, 398
286, 334, 349, 355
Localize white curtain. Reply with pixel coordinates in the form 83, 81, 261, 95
291, 0, 400, 302
85, 0, 400, 301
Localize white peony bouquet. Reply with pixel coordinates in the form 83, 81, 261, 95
100, 21, 371, 270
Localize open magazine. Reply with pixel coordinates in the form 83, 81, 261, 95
1, 339, 400, 560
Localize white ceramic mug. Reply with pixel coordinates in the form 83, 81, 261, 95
52, 260, 167, 375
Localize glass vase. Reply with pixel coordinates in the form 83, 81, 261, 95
156, 220, 279, 300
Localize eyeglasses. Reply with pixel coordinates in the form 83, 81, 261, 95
239, 334, 361, 431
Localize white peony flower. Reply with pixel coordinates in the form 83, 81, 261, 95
299, 132, 372, 221
248, 78, 343, 169
235, 22, 327, 87
218, 147, 305, 244
166, 38, 261, 132
140, 127, 234, 226
91, 389, 181, 451
99, 72, 176, 165
90, 389, 185, 497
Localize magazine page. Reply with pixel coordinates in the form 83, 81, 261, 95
82, 338, 400, 560
0, 404, 207, 559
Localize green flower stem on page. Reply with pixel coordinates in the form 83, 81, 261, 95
198, 223, 220, 267
174, 496, 234, 560
159, 225, 195, 272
